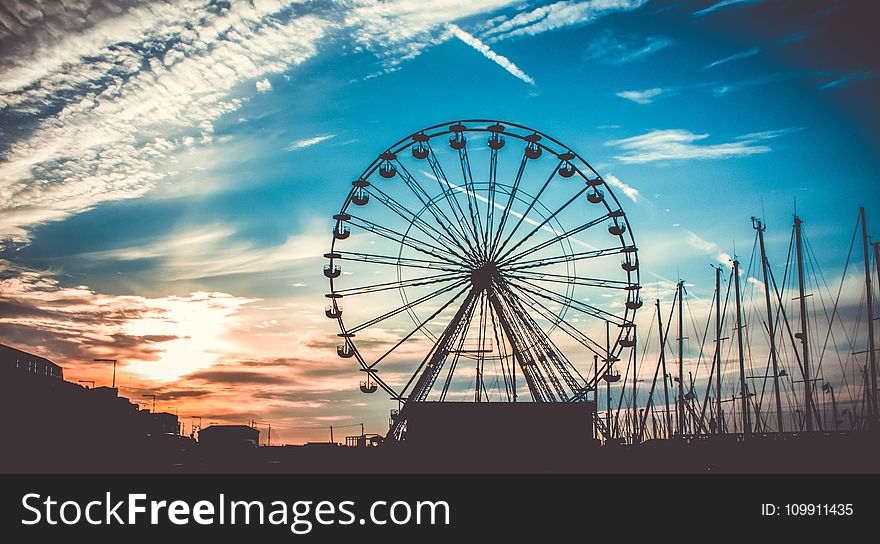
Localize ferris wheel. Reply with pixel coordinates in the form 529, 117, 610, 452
324, 120, 640, 438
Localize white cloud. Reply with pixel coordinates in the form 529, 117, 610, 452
604, 173, 640, 203
481, 0, 648, 41
345, 0, 518, 75
446, 24, 534, 85
255, 78, 273, 93
0, 2, 328, 245
704, 47, 760, 69
285, 133, 337, 151
616, 87, 664, 104
605, 129, 773, 163
0, 1, 541, 245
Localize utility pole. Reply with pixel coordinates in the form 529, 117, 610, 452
656, 299, 672, 439
732, 259, 751, 437
794, 215, 813, 431
753, 218, 784, 433
714, 266, 723, 434
860, 208, 877, 424
143, 394, 156, 413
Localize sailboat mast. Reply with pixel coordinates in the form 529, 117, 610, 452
632, 328, 639, 444
860, 208, 877, 424
794, 215, 813, 431
714, 266, 723, 434
677, 281, 685, 437
733, 258, 751, 436
754, 218, 784, 433
605, 321, 612, 440
656, 299, 672, 438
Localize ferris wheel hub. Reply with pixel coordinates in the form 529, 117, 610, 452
470, 261, 499, 292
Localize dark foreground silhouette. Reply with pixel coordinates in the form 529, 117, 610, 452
2, 343, 878, 474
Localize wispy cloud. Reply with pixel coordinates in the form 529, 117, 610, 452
616, 87, 665, 104
819, 70, 874, 91
704, 47, 760, 69
345, 0, 518, 76
285, 133, 337, 151
605, 129, 776, 163
680, 228, 734, 268
482, 0, 648, 41
736, 127, 802, 140
0, 1, 527, 246
693, 0, 762, 17
604, 173, 640, 203
708, 72, 785, 97
84, 223, 327, 281
446, 23, 534, 85
0, 2, 328, 245
584, 29, 672, 65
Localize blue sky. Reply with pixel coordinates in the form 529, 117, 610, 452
0, 0, 878, 442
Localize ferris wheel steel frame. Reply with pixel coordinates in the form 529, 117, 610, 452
323, 119, 641, 439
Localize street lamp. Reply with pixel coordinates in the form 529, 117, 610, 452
93, 358, 118, 388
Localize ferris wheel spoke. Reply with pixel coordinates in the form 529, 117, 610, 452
505, 278, 608, 358
489, 151, 529, 258
347, 278, 470, 334
402, 288, 481, 402
506, 275, 625, 325
331, 250, 465, 273
496, 283, 582, 398
486, 289, 551, 401
439, 292, 484, 402
369, 284, 471, 370
494, 286, 569, 400
512, 269, 631, 290
392, 159, 481, 261
365, 184, 474, 262
494, 185, 588, 264
346, 214, 462, 266
484, 147, 500, 259
506, 246, 632, 273
499, 214, 610, 267
488, 299, 513, 401
425, 142, 483, 259
491, 161, 562, 261
457, 146, 487, 258
333, 269, 467, 298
